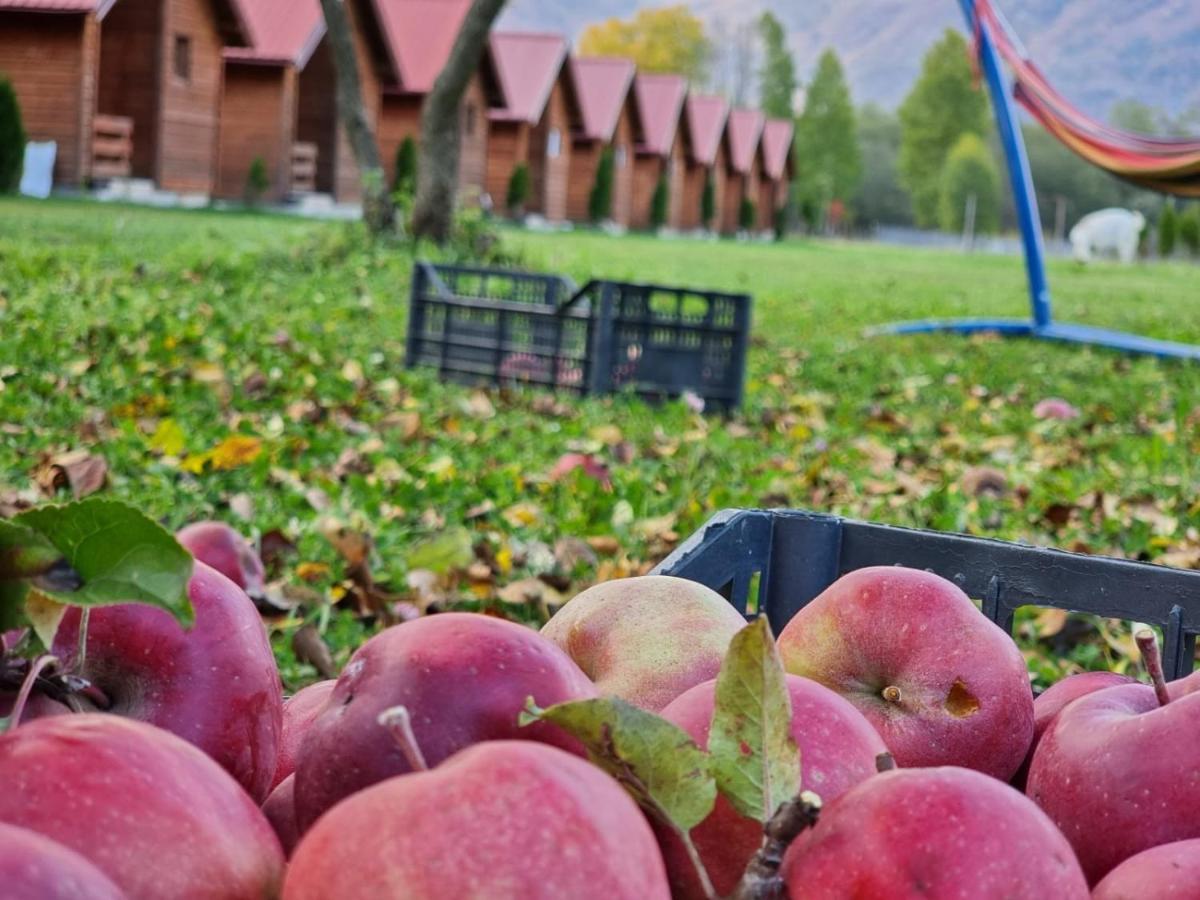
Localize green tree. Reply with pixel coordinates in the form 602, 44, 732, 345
1159, 203, 1178, 257
580, 6, 711, 84
393, 136, 417, 195
899, 30, 988, 227
852, 104, 912, 227
0, 78, 26, 194
589, 147, 615, 222
739, 195, 757, 231
1110, 99, 1159, 135
794, 49, 861, 217
506, 163, 530, 215
700, 175, 715, 228
1179, 206, 1200, 257
650, 174, 669, 229
757, 12, 796, 119
938, 133, 1000, 235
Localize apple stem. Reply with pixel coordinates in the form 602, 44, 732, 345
377, 705, 429, 771
730, 790, 823, 900
6, 654, 56, 729
875, 752, 897, 773
77, 608, 90, 673
677, 827, 720, 900
1135, 628, 1171, 707
881, 685, 902, 704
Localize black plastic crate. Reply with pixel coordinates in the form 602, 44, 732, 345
654, 508, 1200, 679
405, 262, 751, 410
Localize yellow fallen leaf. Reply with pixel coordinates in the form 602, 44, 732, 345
589, 424, 623, 445
148, 418, 186, 457
503, 502, 543, 528
210, 435, 262, 471
191, 362, 226, 384
296, 561, 330, 582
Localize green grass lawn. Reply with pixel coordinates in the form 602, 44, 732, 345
2, 197, 1198, 687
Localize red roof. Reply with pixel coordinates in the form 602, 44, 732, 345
760, 118, 794, 181
224, 0, 324, 67
571, 56, 635, 143
684, 94, 728, 167
0, 0, 114, 14
488, 31, 567, 124
633, 73, 687, 157
727, 108, 765, 175
374, 0, 470, 94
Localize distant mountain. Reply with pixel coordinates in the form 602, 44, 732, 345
498, 0, 1200, 118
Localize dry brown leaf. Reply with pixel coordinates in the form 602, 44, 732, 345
406, 569, 445, 613
37, 449, 108, 499
502, 501, 542, 528
1032, 608, 1069, 639
586, 535, 621, 555
462, 391, 496, 420
296, 561, 330, 582
321, 519, 372, 567
554, 537, 598, 571
961, 466, 1008, 498
228, 492, 255, 522
292, 624, 337, 679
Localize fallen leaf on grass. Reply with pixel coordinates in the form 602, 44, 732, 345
36, 450, 107, 499
961, 466, 1008, 498
502, 502, 543, 528
554, 537, 598, 571
1033, 398, 1080, 421
296, 561, 330, 582
147, 418, 186, 457
321, 519, 372, 567
548, 454, 612, 490
293, 624, 337, 679
228, 493, 255, 522
405, 528, 474, 575
587, 535, 621, 555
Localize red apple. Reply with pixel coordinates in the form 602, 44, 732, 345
52, 561, 283, 802
177, 521, 265, 598
0, 822, 126, 900
0, 690, 70, 723
293, 612, 596, 831
284, 741, 670, 899
541, 575, 747, 712
778, 566, 1034, 779
1026, 676, 1200, 883
1091, 839, 1200, 900
658, 674, 888, 899
271, 679, 334, 790
1013, 671, 1133, 787
0, 714, 285, 900
262, 774, 300, 857
781, 767, 1089, 898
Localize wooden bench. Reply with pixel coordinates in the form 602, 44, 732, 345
291, 142, 318, 194
91, 115, 133, 180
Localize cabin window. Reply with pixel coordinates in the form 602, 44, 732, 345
546, 128, 562, 159
615, 145, 627, 169
464, 103, 476, 137
173, 35, 192, 82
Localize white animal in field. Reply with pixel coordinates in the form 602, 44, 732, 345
1068, 208, 1145, 264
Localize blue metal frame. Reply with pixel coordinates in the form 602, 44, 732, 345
873, 0, 1200, 362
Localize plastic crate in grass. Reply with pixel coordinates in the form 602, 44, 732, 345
405, 262, 751, 410
654, 508, 1200, 680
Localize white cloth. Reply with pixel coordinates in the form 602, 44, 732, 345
18, 141, 56, 199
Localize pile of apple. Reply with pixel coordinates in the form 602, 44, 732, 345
3, 520, 1200, 900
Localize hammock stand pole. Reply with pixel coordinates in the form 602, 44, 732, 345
872, 0, 1200, 362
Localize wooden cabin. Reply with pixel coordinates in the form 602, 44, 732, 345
677, 93, 728, 232
757, 118, 795, 231
0, 0, 247, 194
217, 0, 393, 203
373, 0, 502, 205
566, 56, 636, 227
630, 73, 686, 231
721, 108, 764, 235
485, 32, 575, 221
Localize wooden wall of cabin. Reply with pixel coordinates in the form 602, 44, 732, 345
377, 94, 422, 190
527, 78, 571, 221
566, 139, 599, 222
216, 63, 294, 201
721, 168, 744, 235
98, 0, 161, 181
0, 12, 96, 186
630, 153, 662, 230
156, 0, 225, 193
610, 103, 634, 227
485, 120, 527, 215
666, 135, 686, 229
296, 40, 338, 195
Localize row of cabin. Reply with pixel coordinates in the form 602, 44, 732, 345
0, 0, 795, 232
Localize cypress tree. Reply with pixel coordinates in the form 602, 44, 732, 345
0, 78, 26, 194
650, 174, 669, 229
393, 136, 418, 195
506, 163, 530, 215
589, 147, 615, 222
1159, 204, 1177, 257
700, 175, 715, 228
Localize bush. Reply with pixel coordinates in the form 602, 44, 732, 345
700, 175, 715, 228
0, 78, 26, 194
588, 147, 614, 222
1179, 207, 1200, 258
1159, 203, 1178, 258
738, 196, 757, 232
506, 163, 530, 216
650, 175, 669, 229
937, 132, 1000, 235
393, 137, 417, 196
244, 157, 269, 207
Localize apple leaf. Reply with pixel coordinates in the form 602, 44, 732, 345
520, 696, 717, 832
24, 590, 68, 651
13, 500, 193, 625
0, 580, 29, 633
0, 520, 64, 581
708, 616, 800, 823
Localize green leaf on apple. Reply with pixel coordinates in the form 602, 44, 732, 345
12, 499, 193, 625
520, 696, 717, 832
708, 616, 800, 823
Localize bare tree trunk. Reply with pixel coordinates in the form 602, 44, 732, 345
318, 0, 394, 234
411, 0, 507, 243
